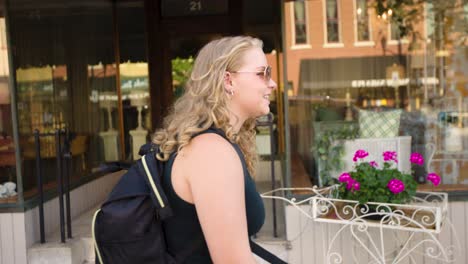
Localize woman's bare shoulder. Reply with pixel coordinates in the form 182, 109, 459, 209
182, 132, 236, 159
178, 132, 241, 181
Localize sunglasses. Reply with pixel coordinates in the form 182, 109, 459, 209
231, 66, 272, 83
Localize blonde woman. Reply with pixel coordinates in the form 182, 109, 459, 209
153, 36, 277, 263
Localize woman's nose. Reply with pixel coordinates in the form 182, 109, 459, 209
269, 79, 277, 90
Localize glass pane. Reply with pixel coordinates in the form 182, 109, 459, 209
171, 57, 194, 99
9, 0, 119, 199
356, 0, 370, 42
169, 35, 214, 102
327, 22, 339, 42
294, 1, 307, 44
390, 22, 401, 41
295, 24, 307, 44
117, 1, 150, 161
286, 1, 468, 189
326, 0, 339, 43
326, 0, 338, 19
424, 1, 468, 185
0, 9, 18, 204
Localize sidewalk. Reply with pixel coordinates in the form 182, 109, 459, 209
28, 205, 98, 264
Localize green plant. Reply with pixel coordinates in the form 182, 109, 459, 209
337, 150, 441, 205
171, 56, 194, 98
373, 0, 467, 48
315, 123, 359, 186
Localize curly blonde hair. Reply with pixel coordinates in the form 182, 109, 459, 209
152, 36, 263, 176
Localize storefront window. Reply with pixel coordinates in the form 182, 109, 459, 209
0, 8, 17, 204
8, 0, 119, 198
286, 1, 468, 189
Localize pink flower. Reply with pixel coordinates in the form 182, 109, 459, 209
346, 178, 360, 192
427, 173, 441, 186
346, 179, 355, 190
410, 152, 424, 166
387, 179, 405, 194
339, 172, 352, 183
369, 161, 378, 167
353, 181, 360, 191
353, 149, 369, 162
383, 151, 398, 163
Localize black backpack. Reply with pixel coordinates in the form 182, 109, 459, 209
92, 144, 287, 264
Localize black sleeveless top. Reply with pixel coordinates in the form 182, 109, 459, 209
162, 128, 265, 263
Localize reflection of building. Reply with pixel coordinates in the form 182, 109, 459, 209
299, 56, 406, 90
284, 0, 416, 96
285, 0, 467, 176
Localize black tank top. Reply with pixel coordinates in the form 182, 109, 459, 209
161, 128, 265, 263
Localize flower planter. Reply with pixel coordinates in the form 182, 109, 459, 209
262, 186, 456, 263
312, 185, 448, 233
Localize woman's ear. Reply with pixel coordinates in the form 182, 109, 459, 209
224, 71, 233, 89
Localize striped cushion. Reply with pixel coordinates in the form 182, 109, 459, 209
359, 109, 402, 138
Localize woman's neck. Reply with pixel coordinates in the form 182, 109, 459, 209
229, 112, 245, 134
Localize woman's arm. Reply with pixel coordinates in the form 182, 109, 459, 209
180, 133, 257, 264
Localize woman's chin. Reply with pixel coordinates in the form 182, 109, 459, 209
257, 108, 270, 117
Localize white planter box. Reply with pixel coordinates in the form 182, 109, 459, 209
283, 199, 462, 264
311, 185, 448, 233
264, 186, 458, 263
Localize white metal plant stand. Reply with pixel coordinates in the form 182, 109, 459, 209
261, 186, 460, 264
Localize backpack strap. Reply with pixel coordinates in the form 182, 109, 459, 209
250, 238, 287, 264
139, 151, 204, 262
137, 153, 173, 220
92, 209, 104, 264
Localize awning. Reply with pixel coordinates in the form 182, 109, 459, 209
299, 56, 406, 90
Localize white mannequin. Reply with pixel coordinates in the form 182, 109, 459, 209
129, 91, 149, 160
98, 92, 119, 161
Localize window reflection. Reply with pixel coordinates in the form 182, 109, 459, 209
293, 1, 307, 45
171, 57, 193, 99
9, 0, 119, 197
286, 0, 468, 188
325, 0, 340, 43
120, 62, 150, 160
355, 0, 370, 42
0, 16, 17, 204
16, 66, 66, 135
389, 21, 401, 42
89, 63, 119, 162
116, 1, 150, 161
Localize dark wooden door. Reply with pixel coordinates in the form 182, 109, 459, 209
145, 0, 242, 129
